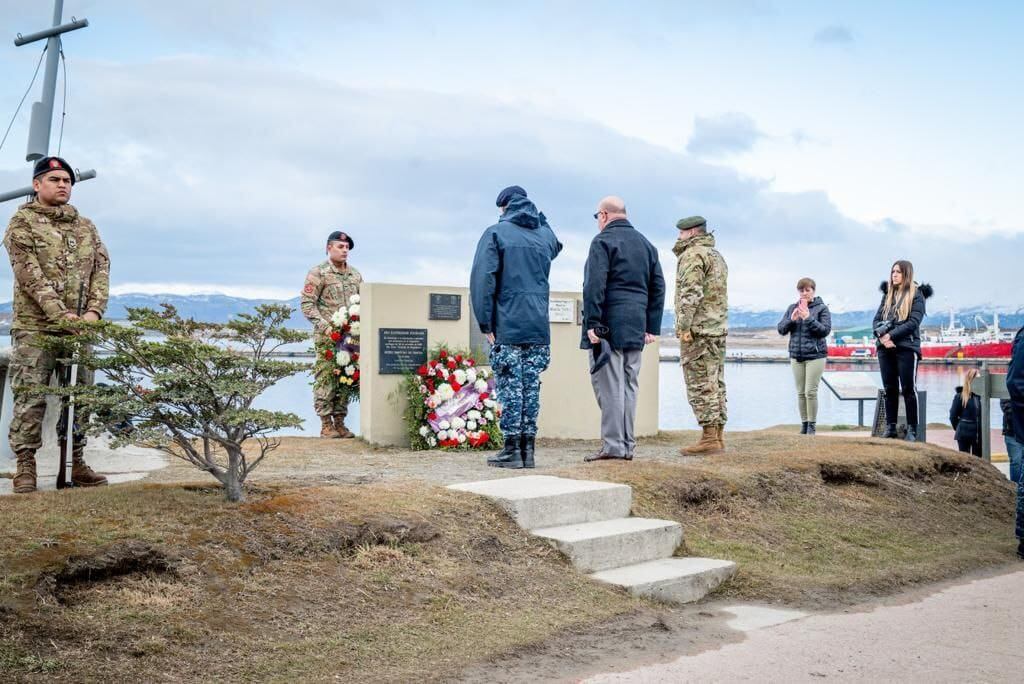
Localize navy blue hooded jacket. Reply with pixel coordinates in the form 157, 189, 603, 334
1008, 327, 1024, 437
580, 218, 666, 351
470, 195, 562, 345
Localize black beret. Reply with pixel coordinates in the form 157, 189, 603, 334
32, 156, 75, 184
495, 185, 527, 207
675, 215, 707, 231
327, 230, 354, 249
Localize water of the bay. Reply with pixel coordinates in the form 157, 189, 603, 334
256, 358, 1001, 437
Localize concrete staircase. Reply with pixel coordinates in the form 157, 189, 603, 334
447, 475, 736, 604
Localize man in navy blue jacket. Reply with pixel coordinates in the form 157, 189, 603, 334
470, 186, 562, 469
580, 196, 665, 461
1007, 327, 1024, 558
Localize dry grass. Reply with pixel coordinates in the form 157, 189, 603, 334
0, 430, 1016, 681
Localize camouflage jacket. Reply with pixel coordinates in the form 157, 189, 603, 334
673, 233, 728, 337
3, 201, 110, 333
301, 260, 362, 336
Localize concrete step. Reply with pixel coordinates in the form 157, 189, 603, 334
532, 517, 683, 573
447, 475, 632, 529
590, 557, 737, 604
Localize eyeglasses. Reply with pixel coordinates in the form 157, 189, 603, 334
593, 210, 607, 220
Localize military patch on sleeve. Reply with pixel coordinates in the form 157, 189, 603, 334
304, 283, 315, 294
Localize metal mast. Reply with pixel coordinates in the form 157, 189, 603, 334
0, 0, 96, 204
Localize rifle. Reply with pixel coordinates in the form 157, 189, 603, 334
56, 283, 87, 490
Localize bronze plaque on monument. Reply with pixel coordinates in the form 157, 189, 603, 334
428, 293, 462, 320
379, 328, 428, 374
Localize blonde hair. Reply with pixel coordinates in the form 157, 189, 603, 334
961, 368, 979, 408
883, 260, 917, 321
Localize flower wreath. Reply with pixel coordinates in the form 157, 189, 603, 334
314, 293, 361, 402
403, 345, 502, 450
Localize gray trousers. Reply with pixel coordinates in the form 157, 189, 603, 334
589, 348, 642, 457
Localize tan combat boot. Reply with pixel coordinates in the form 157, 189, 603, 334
71, 451, 109, 487
320, 415, 341, 439
13, 450, 37, 494
332, 414, 354, 439
716, 425, 726, 450
680, 426, 724, 455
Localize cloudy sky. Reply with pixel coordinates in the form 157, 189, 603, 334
1, 0, 1021, 313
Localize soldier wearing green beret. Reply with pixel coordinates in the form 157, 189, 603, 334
673, 216, 729, 455
3, 156, 110, 493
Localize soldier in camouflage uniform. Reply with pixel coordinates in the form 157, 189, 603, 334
301, 230, 362, 438
3, 156, 110, 493
673, 216, 729, 455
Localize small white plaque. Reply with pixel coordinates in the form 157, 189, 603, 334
549, 298, 575, 324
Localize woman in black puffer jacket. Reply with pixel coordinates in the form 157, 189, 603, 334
872, 260, 933, 442
778, 277, 832, 435
949, 368, 983, 457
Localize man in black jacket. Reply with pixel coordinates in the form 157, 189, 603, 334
1007, 327, 1024, 558
581, 196, 665, 461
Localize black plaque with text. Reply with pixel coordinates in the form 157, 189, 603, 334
379, 328, 428, 374
429, 293, 462, 320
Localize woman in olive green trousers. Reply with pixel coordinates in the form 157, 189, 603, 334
777, 278, 832, 434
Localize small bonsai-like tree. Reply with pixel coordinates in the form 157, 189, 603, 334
64, 303, 308, 502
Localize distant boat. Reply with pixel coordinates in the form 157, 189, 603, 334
827, 311, 1013, 359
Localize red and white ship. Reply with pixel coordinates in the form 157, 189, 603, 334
827, 312, 1014, 359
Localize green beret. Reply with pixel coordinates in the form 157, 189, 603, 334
676, 216, 707, 231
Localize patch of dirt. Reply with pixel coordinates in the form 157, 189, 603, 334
34, 540, 181, 602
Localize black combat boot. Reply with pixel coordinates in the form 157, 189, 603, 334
521, 436, 536, 469
882, 423, 898, 439
488, 435, 523, 469
800, 422, 809, 435
806, 422, 816, 435
904, 426, 917, 442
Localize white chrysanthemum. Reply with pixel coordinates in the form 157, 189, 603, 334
349, 321, 360, 335
438, 384, 455, 401
467, 410, 481, 421
330, 309, 347, 326
466, 368, 478, 383
451, 416, 466, 430
345, 365, 355, 375
419, 426, 429, 437
457, 433, 467, 444
478, 368, 489, 379
439, 419, 450, 430
466, 420, 477, 431
474, 379, 488, 393
439, 367, 450, 380
349, 294, 360, 305
437, 430, 448, 440
484, 410, 494, 420
348, 304, 360, 317
453, 369, 467, 385
483, 399, 496, 408
335, 350, 351, 366
427, 436, 437, 447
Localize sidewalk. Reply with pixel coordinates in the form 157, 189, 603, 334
587, 569, 1024, 683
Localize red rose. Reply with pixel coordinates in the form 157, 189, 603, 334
426, 380, 435, 392
324, 349, 334, 360
352, 370, 360, 380
342, 324, 350, 333
429, 360, 438, 368
351, 352, 360, 361
479, 392, 489, 401
428, 411, 437, 421
439, 349, 448, 358
455, 354, 462, 363
330, 330, 342, 342
447, 360, 457, 369
417, 365, 428, 376
466, 359, 475, 366
452, 382, 463, 392
351, 314, 359, 321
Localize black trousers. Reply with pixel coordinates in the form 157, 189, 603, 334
956, 438, 982, 457
878, 347, 919, 428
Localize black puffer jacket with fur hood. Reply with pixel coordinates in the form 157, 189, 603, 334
872, 281, 934, 357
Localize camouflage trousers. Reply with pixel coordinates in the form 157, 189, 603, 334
490, 343, 551, 437
8, 330, 94, 453
313, 369, 353, 419
680, 335, 727, 427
